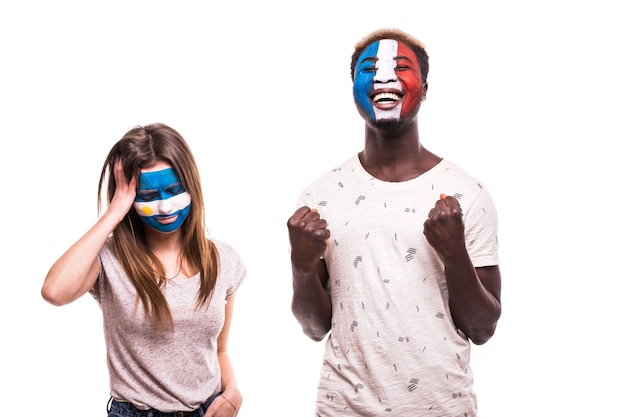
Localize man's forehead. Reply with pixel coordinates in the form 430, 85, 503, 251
359, 39, 414, 59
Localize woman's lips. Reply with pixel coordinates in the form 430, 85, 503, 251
156, 214, 178, 224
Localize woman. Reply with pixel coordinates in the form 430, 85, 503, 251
42, 123, 245, 417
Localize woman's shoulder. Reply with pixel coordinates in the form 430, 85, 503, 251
210, 238, 236, 254
209, 238, 247, 289
99, 238, 116, 262
210, 238, 245, 266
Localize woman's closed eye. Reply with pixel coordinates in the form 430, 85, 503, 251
166, 183, 186, 196
136, 191, 159, 202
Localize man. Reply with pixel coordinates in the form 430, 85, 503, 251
287, 28, 501, 416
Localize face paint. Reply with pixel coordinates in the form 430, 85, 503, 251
353, 41, 380, 122
133, 168, 191, 233
353, 39, 423, 123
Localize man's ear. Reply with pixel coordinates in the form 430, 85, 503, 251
421, 83, 428, 101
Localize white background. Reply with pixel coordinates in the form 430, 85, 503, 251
2, 1, 625, 416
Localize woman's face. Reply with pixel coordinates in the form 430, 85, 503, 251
132, 161, 191, 234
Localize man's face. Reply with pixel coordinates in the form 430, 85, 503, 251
133, 166, 191, 234
353, 39, 424, 124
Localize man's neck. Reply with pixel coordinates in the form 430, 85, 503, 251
359, 125, 441, 182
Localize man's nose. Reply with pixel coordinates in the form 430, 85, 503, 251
373, 67, 397, 83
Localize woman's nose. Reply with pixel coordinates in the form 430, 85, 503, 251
157, 198, 173, 214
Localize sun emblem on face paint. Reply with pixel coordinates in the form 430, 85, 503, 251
141, 206, 153, 215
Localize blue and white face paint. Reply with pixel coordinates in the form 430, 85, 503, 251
133, 167, 191, 233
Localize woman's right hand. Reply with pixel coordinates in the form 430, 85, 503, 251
107, 158, 137, 222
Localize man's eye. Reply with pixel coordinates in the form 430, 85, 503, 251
137, 192, 158, 201
167, 184, 186, 195
362, 66, 376, 72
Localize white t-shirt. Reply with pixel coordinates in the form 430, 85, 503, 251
91, 239, 246, 412
297, 155, 499, 416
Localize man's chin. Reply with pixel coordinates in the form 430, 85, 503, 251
374, 118, 402, 130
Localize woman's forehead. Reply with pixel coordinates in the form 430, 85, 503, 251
141, 160, 171, 173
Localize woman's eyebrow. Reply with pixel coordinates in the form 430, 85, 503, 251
165, 182, 184, 189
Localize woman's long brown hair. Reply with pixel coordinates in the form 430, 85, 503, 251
97, 123, 219, 331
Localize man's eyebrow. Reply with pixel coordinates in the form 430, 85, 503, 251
359, 57, 378, 64
395, 55, 413, 61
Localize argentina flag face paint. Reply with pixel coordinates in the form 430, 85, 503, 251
353, 39, 423, 123
133, 167, 191, 233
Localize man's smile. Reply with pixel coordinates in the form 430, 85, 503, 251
371, 89, 404, 110
373, 92, 401, 103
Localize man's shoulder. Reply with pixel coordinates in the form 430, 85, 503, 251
295, 155, 358, 204
312, 154, 359, 181
437, 159, 486, 185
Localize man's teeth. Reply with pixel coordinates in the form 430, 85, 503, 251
373, 93, 400, 102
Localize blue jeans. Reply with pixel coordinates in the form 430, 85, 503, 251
107, 392, 222, 417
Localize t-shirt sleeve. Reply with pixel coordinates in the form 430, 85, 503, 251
89, 240, 116, 304
464, 186, 499, 267
215, 240, 247, 298
296, 183, 315, 209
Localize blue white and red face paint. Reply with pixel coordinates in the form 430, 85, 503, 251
353, 39, 423, 123
133, 168, 191, 234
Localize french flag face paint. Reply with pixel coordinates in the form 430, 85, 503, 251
133, 168, 191, 234
353, 39, 423, 123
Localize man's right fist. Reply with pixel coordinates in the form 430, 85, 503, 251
287, 206, 330, 271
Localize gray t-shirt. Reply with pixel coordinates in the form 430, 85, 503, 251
91, 238, 246, 412
298, 155, 499, 416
